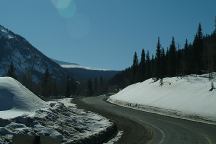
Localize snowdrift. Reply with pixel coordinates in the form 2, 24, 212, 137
0, 77, 45, 119
109, 74, 216, 124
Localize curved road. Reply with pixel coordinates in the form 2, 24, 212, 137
74, 96, 216, 144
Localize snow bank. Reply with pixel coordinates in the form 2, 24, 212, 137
0, 77, 114, 143
109, 74, 216, 124
0, 77, 45, 119
0, 97, 113, 144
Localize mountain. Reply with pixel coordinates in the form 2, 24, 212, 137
0, 25, 66, 82
53, 59, 119, 80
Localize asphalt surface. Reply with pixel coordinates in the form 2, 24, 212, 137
74, 96, 216, 144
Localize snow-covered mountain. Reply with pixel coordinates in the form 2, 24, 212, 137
0, 25, 65, 82
54, 59, 119, 80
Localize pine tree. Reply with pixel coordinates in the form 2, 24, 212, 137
168, 37, 177, 76
94, 77, 98, 94
99, 76, 104, 93
132, 51, 139, 83
7, 62, 16, 79
181, 39, 189, 75
133, 51, 139, 68
156, 37, 162, 79
41, 68, 51, 97
139, 49, 146, 80
145, 51, 151, 78
161, 48, 166, 78
65, 76, 71, 97
87, 79, 93, 96
193, 23, 204, 74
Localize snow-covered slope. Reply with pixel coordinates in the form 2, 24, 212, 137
0, 77, 114, 143
0, 25, 65, 82
0, 77, 45, 119
53, 59, 111, 71
109, 74, 216, 124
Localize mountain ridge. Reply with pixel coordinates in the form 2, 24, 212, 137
0, 24, 66, 82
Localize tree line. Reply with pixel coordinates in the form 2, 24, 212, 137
6, 63, 109, 97
110, 21, 216, 89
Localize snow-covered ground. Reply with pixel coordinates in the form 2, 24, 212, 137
109, 74, 216, 124
0, 77, 113, 144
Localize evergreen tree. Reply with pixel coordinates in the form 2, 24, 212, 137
100, 76, 104, 91
87, 79, 93, 96
41, 68, 51, 97
168, 37, 177, 76
161, 48, 166, 78
139, 49, 146, 80
145, 51, 151, 78
132, 51, 139, 83
155, 37, 162, 79
7, 62, 16, 79
65, 76, 71, 97
70, 77, 77, 95
193, 23, 204, 74
214, 16, 216, 34
181, 39, 189, 75
94, 77, 98, 94
133, 51, 139, 68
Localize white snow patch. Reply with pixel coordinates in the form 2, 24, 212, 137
104, 131, 123, 144
61, 64, 110, 71
8, 35, 14, 39
0, 28, 7, 33
109, 74, 216, 124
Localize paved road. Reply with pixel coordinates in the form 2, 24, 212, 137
74, 96, 216, 144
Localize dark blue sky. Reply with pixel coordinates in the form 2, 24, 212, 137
0, 0, 215, 70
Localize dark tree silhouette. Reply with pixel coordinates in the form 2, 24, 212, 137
7, 62, 16, 79
193, 23, 204, 74
41, 68, 51, 97
109, 19, 216, 91
132, 51, 139, 83
87, 79, 93, 96
168, 37, 177, 76
155, 37, 162, 79
139, 49, 146, 81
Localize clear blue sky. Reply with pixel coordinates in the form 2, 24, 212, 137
0, 0, 215, 70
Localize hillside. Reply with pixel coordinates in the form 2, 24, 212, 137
0, 25, 65, 82
54, 59, 119, 80
109, 74, 216, 124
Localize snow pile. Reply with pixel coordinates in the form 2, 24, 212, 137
0, 77, 112, 143
0, 98, 112, 143
109, 74, 216, 124
0, 77, 46, 119
0, 77, 112, 144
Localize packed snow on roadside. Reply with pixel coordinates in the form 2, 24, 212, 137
0, 77, 46, 119
109, 74, 216, 124
0, 77, 112, 144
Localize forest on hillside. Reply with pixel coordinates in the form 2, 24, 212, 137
109, 21, 216, 90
